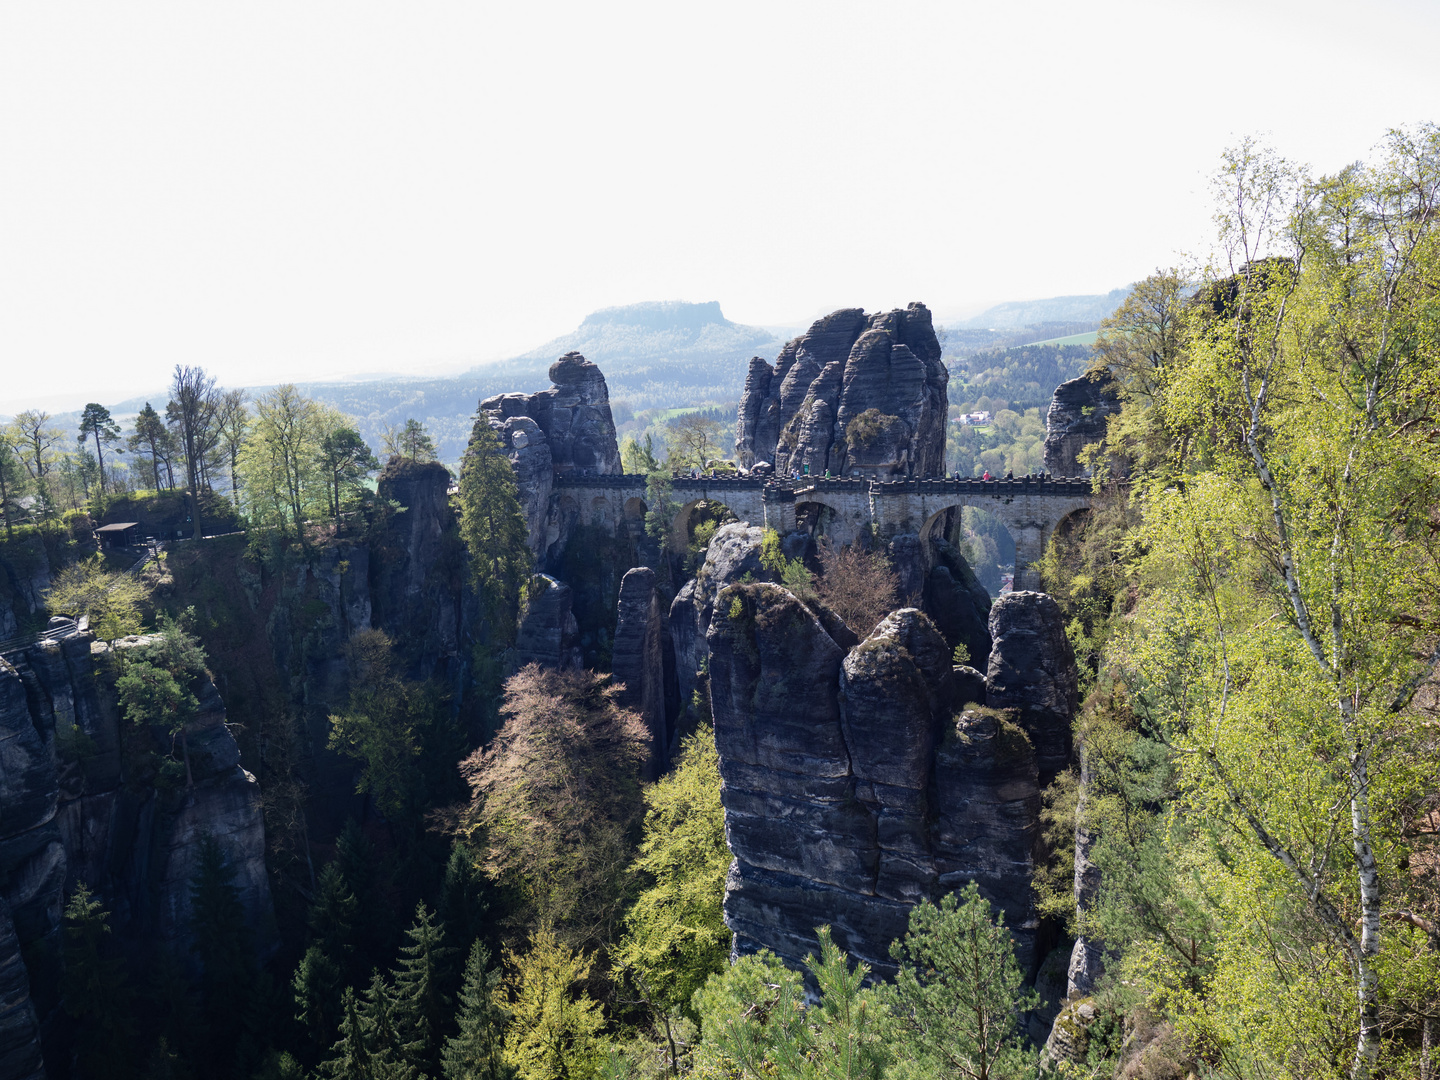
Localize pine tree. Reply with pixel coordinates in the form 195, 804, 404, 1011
321, 987, 372, 1080
392, 901, 455, 1075
189, 835, 258, 1077
439, 841, 489, 981
456, 417, 530, 643
61, 884, 136, 1078
336, 819, 386, 969
360, 972, 418, 1080
294, 944, 347, 1059
442, 941, 515, 1080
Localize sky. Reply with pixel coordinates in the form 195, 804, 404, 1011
2, 0, 1438, 413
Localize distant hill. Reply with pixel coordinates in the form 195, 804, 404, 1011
957, 287, 1131, 330
508, 300, 782, 367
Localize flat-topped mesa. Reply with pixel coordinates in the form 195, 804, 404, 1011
735, 303, 948, 479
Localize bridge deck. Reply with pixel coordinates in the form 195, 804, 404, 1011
552, 473, 1097, 497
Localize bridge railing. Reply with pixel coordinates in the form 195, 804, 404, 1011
550, 471, 1098, 498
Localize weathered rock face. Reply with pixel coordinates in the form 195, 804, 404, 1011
986, 591, 1078, 785
611, 568, 668, 780
489, 413, 553, 553
884, 528, 993, 669
0, 896, 43, 1080
0, 630, 274, 1074
1068, 743, 1104, 997
482, 351, 621, 480
514, 575, 582, 671
669, 523, 770, 713
371, 460, 469, 681
734, 304, 947, 479
0, 536, 52, 645
710, 590, 1045, 980
1042, 371, 1120, 477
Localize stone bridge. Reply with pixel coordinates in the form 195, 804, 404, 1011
551, 473, 1094, 591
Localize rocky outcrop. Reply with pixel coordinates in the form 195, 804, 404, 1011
710, 589, 1045, 980
612, 568, 668, 779
1042, 371, 1120, 477
669, 523, 770, 712
734, 304, 948, 479
0, 629, 274, 1074
370, 460, 469, 680
986, 591, 1078, 785
0, 898, 43, 1080
481, 353, 621, 562
514, 575, 582, 671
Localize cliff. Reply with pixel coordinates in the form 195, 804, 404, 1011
734, 304, 948, 479
0, 630, 274, 1074
709, 584, 1075, 981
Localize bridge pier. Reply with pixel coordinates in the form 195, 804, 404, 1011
1011, 524, 1047, 592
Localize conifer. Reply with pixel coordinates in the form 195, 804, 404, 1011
392, 901, 455, 1075
441, 941, 515, 1080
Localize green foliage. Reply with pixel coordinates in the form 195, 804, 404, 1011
190, 835, 264, 1078
501, 928, 607, 1080
318, 422, 381, 526
620, 433, 660, 475
62, 884, 136, 1078
881, 884, 1038, 1080
844, 408, 894, 450
950, 642, 970, 666
457, 417, 532, 644
238, 384, 327, 539
391, 902, 457, 1076
443, 941, 516, 1080
327, 629, 456, 824
617, 727, 730, 1020
693, 927, 888, 1080
44, 553, 148, 642
383, 419, 441, 464
643, 470, 679, 542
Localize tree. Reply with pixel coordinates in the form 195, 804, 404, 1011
44, 556, 148, 643
11, 408, 64, 511
129, 402, 172, 490
321, 974, 418, 1080
620, 433, 660, 475
666, 413, 722, 471
114, 613, 209, 784
0, 436, 27, 540
443, 941, 516, 1080
383, 419, 439, 464
391, 902, 456, 1076
61, 884, 135, 1079
168, 365, 221, 539
692, 928, 888, 1080
456, 417, 531, 643
458, 665, 649, 947
617, 727, 730, 1028
814, 542, 900, 638
881, 884, 1038, 1080
317, 419, 379, 529
1109, 128, 1440, 1079
216, 389, 249, 510
294, 862, 361, 1058
500, 928, 606, 1080
327, 630, 430, 821
78, 402, 123, 497
239, 384, 323, 538
190, 835, 259, 1077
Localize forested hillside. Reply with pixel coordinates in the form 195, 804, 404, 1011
1, 127, 1435, 1080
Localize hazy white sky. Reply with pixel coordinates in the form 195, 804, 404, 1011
2, 0, 1437, 412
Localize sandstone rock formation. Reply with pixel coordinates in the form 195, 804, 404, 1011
481, 353, 622, 559
371, 459, 469, 680
669, 522, 770, 712
0, 628, 274, 1070
709, 588, 1046, 980
611, 567, 668, 779
0, 897, 43, 1080
1067, 742, 1105, 997
1042, 370, 1120, 477
514, 575, 583, 671
735, 304, 948, 479
985, 591, 1078, 785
